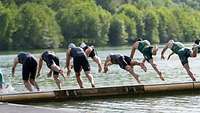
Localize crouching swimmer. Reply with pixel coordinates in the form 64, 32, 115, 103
12, 52, 39, 92
37, 51, 65, 89
66, 43, 95, 88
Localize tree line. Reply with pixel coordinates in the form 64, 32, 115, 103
0, 0, 200, 50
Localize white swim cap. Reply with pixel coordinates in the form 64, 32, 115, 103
68, 43, 76, 48
80, 42, 87, 48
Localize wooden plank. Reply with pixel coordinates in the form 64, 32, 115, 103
71, 85, 144, 97
193, 82, 200, 94
144, 82, 194, 93
193, 82, 200, 90
1, 91, 55, 102
0, 82, 199, 103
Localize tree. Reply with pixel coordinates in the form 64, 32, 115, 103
0, 3, 17, 50
172, 8, 200, 42
0, 0, 54, 6
156, 7, 181, 42
108, 14, 128, 46
49, 0, 93, 11
118, 4, 144, 39
12, 3, 63, 49
143, 10, 159, 44
95, 0, 116, 14
56, 1, 111, 46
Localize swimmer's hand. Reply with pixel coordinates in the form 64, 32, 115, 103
98, 66, 102, 73
140, 63, 147, 72
104, 66, 108, 73
161, 55, 165, 59
36, 73, 40, 78
58, 69, 66, 80
67, 69, 71, 76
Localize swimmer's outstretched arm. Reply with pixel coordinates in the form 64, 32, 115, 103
37, 56, 43, 77
12, 57, 19, 77
167, 52, 174, 60
104, 56, 112, 73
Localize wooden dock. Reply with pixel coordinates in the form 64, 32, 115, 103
1, 82, 200, 103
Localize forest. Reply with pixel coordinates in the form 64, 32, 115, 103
0, 0, 200, 50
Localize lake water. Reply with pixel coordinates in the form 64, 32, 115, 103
1, 46, 200, 113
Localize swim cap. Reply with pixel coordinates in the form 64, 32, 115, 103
80, 42, 87, 48
68, 43, 76, 48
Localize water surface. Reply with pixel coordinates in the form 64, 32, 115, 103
1, 46, 200, 113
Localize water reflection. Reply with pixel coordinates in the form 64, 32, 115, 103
29, 94, 200, 113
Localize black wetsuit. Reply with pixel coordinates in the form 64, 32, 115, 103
41, 51, 60, 75
18, 52, 37, 80
198, 46, 200, 53
110, 54, 131, 69
82, 46, 95, 58
70, 47, 90, 73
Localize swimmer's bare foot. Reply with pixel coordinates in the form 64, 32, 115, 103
91, 84, 95, 88
159, 72, 165, 81
140, 63, 147, 72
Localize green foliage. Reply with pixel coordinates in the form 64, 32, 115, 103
173, 0, 200, 10
172, 8, 200, 41
49, 0, 93, 11
132, 0, 174, 8
155, 7, 181, 42
0, 0, 54, 6
108, 14, 128, 46
1, 0, 200, 50
12, 3, 63, 49
118, 4, 144, 39
122, 15, 136, 42
0, 4, 17, 50
95, 0, 117, 14
56, 1, 111, 46
143, 10, 159, 44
